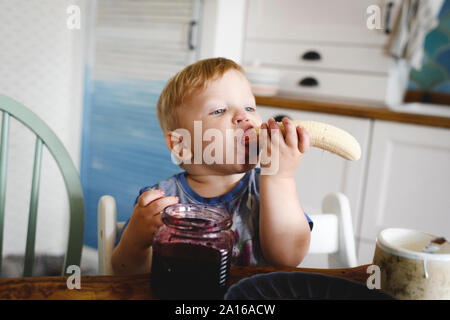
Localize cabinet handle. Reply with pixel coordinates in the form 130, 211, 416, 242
188, 20, 197, 50
385, 2, 394, 34
298, 77, 319, 87
273, 115, 291, 122
301, 51, 321, 61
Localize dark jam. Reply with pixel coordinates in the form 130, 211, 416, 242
150, 203, 233, 300
151, 241, 231, 299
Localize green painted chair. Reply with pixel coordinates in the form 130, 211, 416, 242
0, 94, 84, 277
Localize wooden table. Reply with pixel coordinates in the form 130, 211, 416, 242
0, 264, 371, 300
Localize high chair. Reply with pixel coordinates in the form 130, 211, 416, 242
305, 192, 357, 268
98, 191, 357, 275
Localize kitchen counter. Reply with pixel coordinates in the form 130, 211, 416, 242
255, 95, 450, 129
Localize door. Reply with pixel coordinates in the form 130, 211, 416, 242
357, 121, 450, 264
81, 0, 202, 248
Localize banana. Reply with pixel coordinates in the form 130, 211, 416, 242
255, 120, 361, 161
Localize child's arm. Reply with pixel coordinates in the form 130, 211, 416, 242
111, 189, 179, 275
259, 117, 311, 267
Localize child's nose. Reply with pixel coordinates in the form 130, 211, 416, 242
232, 111, 249, 125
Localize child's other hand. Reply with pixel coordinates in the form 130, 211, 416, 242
261, 117, 310, 178
125, 189, 179, 250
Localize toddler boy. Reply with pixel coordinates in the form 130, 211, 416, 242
111, 58, 313, 274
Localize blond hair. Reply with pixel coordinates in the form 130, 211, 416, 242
157, 57, 244, 133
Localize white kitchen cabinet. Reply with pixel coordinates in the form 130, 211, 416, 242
244, 42, 392, 74
258, 106, 450, 267
245, 0, 389, 45
278, 69, 389, 103
256, 106, 371, 231
357, 121, 450, 264
243, 0, 400, 106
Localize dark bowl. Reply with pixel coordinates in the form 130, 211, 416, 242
224, 271, 394, 300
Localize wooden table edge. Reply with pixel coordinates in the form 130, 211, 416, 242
0, 264, 372, 300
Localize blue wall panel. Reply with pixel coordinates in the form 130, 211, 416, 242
81, 69, 181, 248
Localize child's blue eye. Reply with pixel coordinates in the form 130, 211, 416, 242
212, 108, 225, 115
245, 106, 256, 112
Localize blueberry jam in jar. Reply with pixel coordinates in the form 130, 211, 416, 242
150, 203, 234, 300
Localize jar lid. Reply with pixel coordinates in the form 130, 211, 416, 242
377, 228, 450, 261
162, 203, 232, 233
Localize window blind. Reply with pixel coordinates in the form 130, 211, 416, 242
93, 0, 199, 80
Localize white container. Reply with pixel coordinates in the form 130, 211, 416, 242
373, 228, 450, 300
244, 63, 280, 96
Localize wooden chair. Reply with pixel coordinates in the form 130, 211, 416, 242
98, 191, 357, 275
97, 195, 125, 276
0, 94, 84, 277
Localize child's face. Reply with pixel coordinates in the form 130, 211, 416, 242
175, 69, 262, 174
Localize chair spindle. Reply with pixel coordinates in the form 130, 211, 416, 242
23, 137, 43, 277
0, 112, 10, 275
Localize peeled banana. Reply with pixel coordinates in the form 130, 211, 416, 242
255, 120, 361, 161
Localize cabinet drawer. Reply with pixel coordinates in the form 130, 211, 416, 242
279, 69, 388, 103
246, 0, 389, 45
244, 41, 392, 74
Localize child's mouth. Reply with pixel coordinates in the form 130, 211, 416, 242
241, 127, 256, 145
241, 127, 260, 154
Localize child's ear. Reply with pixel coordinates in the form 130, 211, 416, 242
165, 130, 193, 163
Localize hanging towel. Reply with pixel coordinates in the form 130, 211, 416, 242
386, 0, 444, 70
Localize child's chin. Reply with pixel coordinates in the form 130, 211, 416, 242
203, 163, 256, 175
227, 162, 258, 174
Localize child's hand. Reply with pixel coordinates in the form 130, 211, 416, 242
124, 189, 179, 250
260, 117, 310, 178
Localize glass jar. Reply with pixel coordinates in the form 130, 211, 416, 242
150, 203, 234, 300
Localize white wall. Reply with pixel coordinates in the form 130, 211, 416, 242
0, 0, 244, 257
0, 0, 85, 256
199, 0, 247, 63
